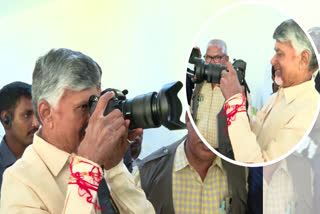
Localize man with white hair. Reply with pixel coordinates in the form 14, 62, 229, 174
191, 39, 234, 159
0, 48, 155, 213
220, 19, 319, 163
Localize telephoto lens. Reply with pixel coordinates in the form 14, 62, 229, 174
89, 81, 186, 130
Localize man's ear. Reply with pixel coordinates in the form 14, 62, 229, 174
225, 55, 229, 62
300, 50, 311, 70
38, 100, 53, 129
1, 110, 12, 129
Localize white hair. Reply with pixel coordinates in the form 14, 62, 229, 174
207, 39, 228, 55
273, 19, 318, 71
32, 48, 102, 123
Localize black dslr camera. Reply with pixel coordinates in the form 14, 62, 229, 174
88, 81, 185, 130
188, 47, 247, 86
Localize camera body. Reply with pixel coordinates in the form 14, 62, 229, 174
88, 81, 186, 130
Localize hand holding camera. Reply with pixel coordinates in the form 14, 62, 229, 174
220, 62, 245, 100
77, 82, 185, 169
77, 91, 138, 170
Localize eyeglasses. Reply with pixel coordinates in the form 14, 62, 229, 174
204, 54, 225, 62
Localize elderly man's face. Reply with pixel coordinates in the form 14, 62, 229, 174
205, 45, 228, 66
50, 87, 100, 152
271, 41, 304, 87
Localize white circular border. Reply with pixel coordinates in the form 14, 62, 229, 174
183, 0, 320, 167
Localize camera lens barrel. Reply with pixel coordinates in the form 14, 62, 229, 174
192, 59, 245, 84
123, 92, 160, 129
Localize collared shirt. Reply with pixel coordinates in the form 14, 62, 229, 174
0, 136, 16, 194
133, 141, 229, 214
191, 82, 225, 148
263, 161, 294, 214
1, 133, 154, 214
226, 80, 319, 162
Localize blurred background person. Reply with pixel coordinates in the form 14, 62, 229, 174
247, 167, 263, 214
263, 154, 313, 214
124, 131, 143, 172
190, 39, 234, 159
0, 81, 39, 194
133, 112, 247, 214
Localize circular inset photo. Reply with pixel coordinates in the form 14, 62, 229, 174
185, 2, 320, 166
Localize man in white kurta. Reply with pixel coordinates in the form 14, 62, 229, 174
1, 48, 154, 214
220, 19, 319, 163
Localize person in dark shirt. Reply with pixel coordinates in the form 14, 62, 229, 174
247, 167, 262, 214
0, 81, 39, 193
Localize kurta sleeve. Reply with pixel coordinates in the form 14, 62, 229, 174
106, 161, 155, 214
225, 93, 315, 163
1, 156, 154, 214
